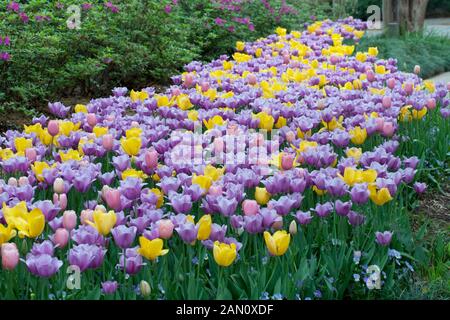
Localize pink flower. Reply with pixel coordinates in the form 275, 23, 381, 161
63, 210, 78, 230
242, 199, 259, 216
19, 12, 29, 23
158, 219, 174, 239
52, 228, 70, 248
164, 5, 172, 14
7, 1, 20, 12
1, 243, 19, 270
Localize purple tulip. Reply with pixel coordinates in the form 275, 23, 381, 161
375, 231, 393, 246
102, 281, 119, 294
26, 253, 63, 277
111, 225, 137, 249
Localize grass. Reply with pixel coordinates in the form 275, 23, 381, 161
357, 32, 450, 79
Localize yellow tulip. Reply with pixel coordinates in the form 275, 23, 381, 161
125, 127, 142, 139
31, 161, 52, 182
276, 27, 287, 36
349, 126, 367, 145
59, 149, 83, 162
176, 94, 193, 111
150, 188, 164, 208
59, 121, 80, 136
312, 185, 327, 196
204, 164, 225, 182
130, 90, 149, 102
197, 215, 212, 240
368, 47, 378, 56
187, 110, 199, 122
3, 202, 45, 239
213, 241, 237, 267
368, 186, 393, 206
203, 115, 225, 130
121, 136, 142, 156
93, 126, 109, 137
74, 104, 87, 113
346, 147, 362, 163
254, 112, 275, 131
24, 123, 43, 136
236, 41, 245, 51
121, 168, 148, 180
86, 210, 117, 236
192, 174, 213, 192
264, 230, 290, 256
255, 187, 271, 205
412, 107, 427, 120
14, 137, 33, 155
137, 236, 169, 261
39, 129, 54, 145
0, 224, 16, 245
0, 148, 14, 160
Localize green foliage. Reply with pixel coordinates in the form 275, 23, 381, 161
357, 32, 450, 79
0, 0, 330, 115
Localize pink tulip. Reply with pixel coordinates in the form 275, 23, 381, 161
158, 219, 174, 239
200, 82, 210, 92
375, 117, 385, 132
404, 82, 413, 95
1, 243, 19, 271
53, 193, 67, 211
105, 188, 122, 211
382, 96, 392, 108
387, 78, 396, 89
18, 176, 29, 186
247, 73, 257, 85
426, 98, 436, 110
25, 148, 37, 162
47, 120, 60, 136
7, 177, 17, 187
281, 153, 295, 170
282, 54, 290, 64
171, 87, 181, 96
242, 200, 259, 216
144, 149, 159, 169
52, 228, 69, 248
382, 122, 395, 137
330, 55, 339, 65
53, 177, 65, 194
184, 73, 194, 88
63, 210, 77, 230
102, 134, 114, 151
87, 113, 97, 127
213, 137, 224, 153
366, 70, 375, 82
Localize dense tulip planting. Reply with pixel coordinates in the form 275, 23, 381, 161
0, 17, 449, 300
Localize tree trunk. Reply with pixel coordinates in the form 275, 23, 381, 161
411, 0, 429, 32
395, 0, 429, 34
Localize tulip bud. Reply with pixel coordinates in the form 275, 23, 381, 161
80, 209, 94, 225
285, 131, 295, 143
52, 228, 69, 248
242, 199, 259, 216
140, 280, 151, 297
102, 134, 114, 151
104, 188, 122, 211
7, 177, 17, 187
413, 65, 421, 75
1, 243, 19, 271
158, 219, 174, 239
404, 82, 413, 95
131, 121, 139, 128
281, 153, 295, 170
184, 73, 194, 88
382, 96, 391, 108
47, 120, 60, 136
62, 210, 77, 230
200, 81, 210, 92
21, 239, 28, 255
18, 176, 29, 186
144, 149, 158, 169
366, 70, 375, 82
86, 113, 97, 127
382, 122, 395, 137
247, 73, 257, 85
53, 193, 67, 211
255, 187, 271, 205
53, 177, 65, 194
330, 55, 339, 65
289, 220, 298, 235
427, 98, 436, 110
25, 148, 37, 162
387, 78, 396, 89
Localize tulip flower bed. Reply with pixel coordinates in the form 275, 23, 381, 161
0, 17, 449, 300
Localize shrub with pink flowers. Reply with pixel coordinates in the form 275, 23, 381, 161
0, 16, 449, 300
